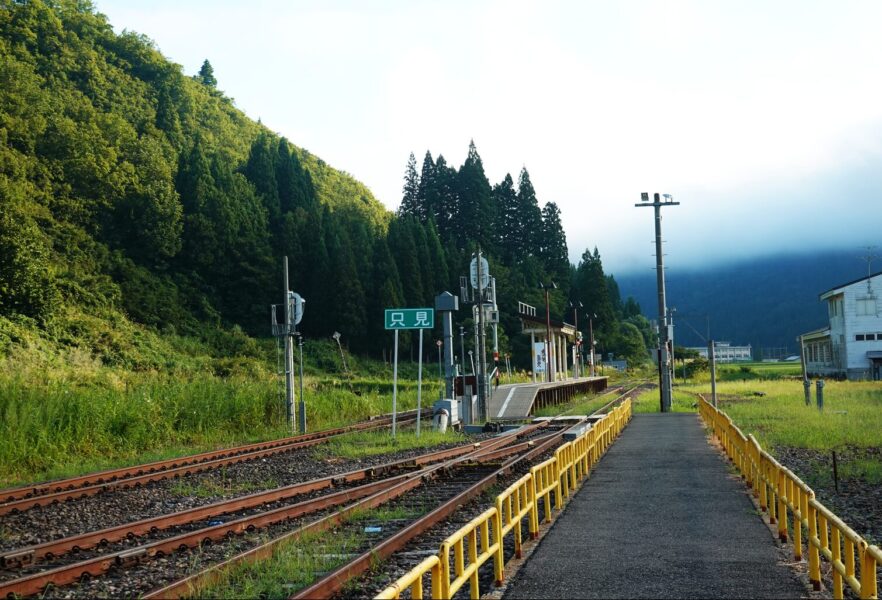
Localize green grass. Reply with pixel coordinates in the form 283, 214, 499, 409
191, 504, 427, 599
313, 428, 465, 461
0, 342, 445, 487
533, 391, 618, 417
691, 379, 882, 450
632, 388, 697, 413
169, 469, 279, 498
679, 378, 882, 482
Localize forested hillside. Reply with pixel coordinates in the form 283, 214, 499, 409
0, 0, 649, 371
617, 250, 871, 357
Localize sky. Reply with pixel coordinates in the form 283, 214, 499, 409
95, 0, 882, 274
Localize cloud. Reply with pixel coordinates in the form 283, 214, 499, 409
95, 0, 882, 275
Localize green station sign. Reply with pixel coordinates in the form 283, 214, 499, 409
384, 308, 435, 330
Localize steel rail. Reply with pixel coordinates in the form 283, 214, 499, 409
141, 424, 554, 599
0, 422, 548, 598
0, 438, 483, 569
0, 472, 420, 598
0, 409, 427, 504
0, 412, 428, 516
291, 430, 567, 599
289, 384, 639, 599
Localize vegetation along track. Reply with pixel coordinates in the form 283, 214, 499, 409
0, 420, 557, 598
169, 384, 640, 599
0, 409, 427, 515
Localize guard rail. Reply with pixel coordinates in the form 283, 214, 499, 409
376, 399, 632, 599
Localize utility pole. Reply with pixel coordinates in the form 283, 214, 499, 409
635, 193, 679, 412
588, 313, 596, 378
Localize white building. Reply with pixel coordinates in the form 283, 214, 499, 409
800, 270, 882, 381
687, 342, 752, 363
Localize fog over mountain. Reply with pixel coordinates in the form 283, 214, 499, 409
615, 249, 874, 356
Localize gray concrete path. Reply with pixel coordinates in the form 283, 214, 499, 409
503, 413, 807, 599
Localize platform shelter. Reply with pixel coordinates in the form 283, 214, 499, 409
517, 302, 579, 383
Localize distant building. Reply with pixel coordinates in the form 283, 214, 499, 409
687, 342, 752, 363
799, 270, 882, 381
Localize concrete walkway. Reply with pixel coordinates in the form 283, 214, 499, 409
503, 413, 807, 599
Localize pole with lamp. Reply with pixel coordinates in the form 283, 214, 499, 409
539, 281, 557, 383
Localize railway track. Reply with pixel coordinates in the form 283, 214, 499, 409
0, 421, 557, 598
329, 384, 644, 600
0, 383, 640, 599
0, 409, 428, 515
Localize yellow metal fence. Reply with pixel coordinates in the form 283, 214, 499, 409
375, 399, 633, 599
699, 397, 880, 600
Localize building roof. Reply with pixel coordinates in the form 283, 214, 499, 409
799, 327, 831, 342
819, 270, 882, 300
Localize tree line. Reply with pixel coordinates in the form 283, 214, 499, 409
0, 0, 653, 369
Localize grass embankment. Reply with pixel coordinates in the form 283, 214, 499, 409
633, 362, 882, 482
0, 315, 446, 487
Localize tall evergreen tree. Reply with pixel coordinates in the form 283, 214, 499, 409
327, 226, 367, 348
243, 132, 281, 238
387, 218, 424, 307
425, 219, 450, 294
299, 205, 331, 337
540, 201, 569, 282
493, 173, 519, 262
368, 235, 404, 354
432, 155, 458, 241
197, 59, 217, 87
398, 152, 421, 218
515, 168, 544, 259
416, 151, 436, 223
455, 141, 495, 252
572, 247, 616, 343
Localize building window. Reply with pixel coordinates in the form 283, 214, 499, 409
857, 298, 877, 316
868, 334, 877, 341
856, 334, 866, 341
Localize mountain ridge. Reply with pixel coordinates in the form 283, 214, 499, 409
615, 249, 871, 356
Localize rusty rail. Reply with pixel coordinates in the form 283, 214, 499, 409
0, 409, 426, 505
0, 411, 428, 515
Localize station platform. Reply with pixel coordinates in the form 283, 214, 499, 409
487, 377, 608, 420
503, 413, 807, 599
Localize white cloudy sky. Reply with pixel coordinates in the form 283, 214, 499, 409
96, 0, 882, 273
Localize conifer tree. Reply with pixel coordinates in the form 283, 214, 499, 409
572, 247, 616, 342
387, 218, 424, 307
515, 168, 544, 259
426, 219, 450, 294
411, 219, 435, 301
368, 235, 404, 352
197, 59, 217, 87
540, 202, 569, 283
327, 226, 367, 349
398, 152, 421, 218
455, 141, 495, 252
243, 132, 281, 231
432, 155, 458, 240
493, 174, 518, 262
416, 151, 436, 222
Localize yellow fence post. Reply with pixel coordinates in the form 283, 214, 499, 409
777, 467, 788, 542
809, 500, 821, 591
